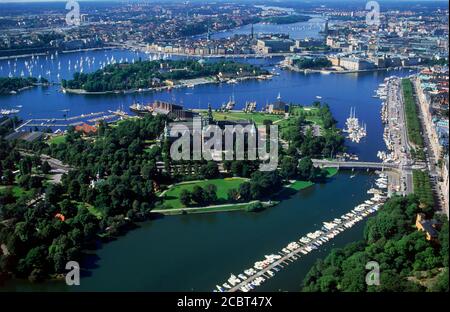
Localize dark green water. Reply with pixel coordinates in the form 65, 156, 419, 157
3, 171, 375, 291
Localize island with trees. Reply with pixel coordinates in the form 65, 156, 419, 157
262, 15, 310, 25
61, 60, 270, 94
0, 77, 48, 95
292, 57, 332, 70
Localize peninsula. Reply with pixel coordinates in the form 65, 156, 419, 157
0, 77, 48, 95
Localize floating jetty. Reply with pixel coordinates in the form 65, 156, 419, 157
214, 179, 388, 293
16, 110, 130, 132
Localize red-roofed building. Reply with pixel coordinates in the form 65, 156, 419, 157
75, 123, 98, 135
55, 213, 66, 222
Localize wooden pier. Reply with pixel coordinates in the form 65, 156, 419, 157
16, 110, 130, 130
224, 202, 383, 292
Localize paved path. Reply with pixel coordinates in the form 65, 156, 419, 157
152, 200, 270, 215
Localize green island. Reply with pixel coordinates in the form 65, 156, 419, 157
292, 57, 332, 70
61, 60, 269, 94
302, 181, 449, 292
0, 77, 48, 95
261, 15, 310, 25
0, 99, 344, 283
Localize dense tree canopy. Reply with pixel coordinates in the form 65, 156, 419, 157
282, 103, 345, 159
0, 77, 41, 95
62, 60, 268, 92
0, 115, 167, 282
302, 195, 448, 292
293, 57, 332, 69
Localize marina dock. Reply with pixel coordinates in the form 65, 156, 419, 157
215, 181, 388, 293
16, 110, 130, 132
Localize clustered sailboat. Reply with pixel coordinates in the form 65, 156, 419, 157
343, 107, 367, 143
220, 94, 236, 111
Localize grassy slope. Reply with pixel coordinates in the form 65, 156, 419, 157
48, 135, 66, 145
162, 178, 248, 209
76, 201, 104, 219
288, 180, 314, 191
161, 168, 338, 211
211, 111, 284, 125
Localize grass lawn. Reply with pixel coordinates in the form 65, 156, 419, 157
207, 111, 284, 126
326, 167, 339, 178
283, 168, 338, 193
162, 177, 248, 209
110, 119, 132, 128
198, 106, 324, 130
290, 106, 324, 127
48, 135, 66, 145
287, 180, 314, 191
159, 169, 339, 214
76, 201, 104, 219
305, 116, 324, 127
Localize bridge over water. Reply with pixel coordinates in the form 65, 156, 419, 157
312, 159, 401, 171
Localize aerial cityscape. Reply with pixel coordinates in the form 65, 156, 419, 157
0, 0, 448, 297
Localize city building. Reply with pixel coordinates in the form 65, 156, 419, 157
256, 37, 295, 54
338, 57, 375, 71
265, 94, 288, 114
74, 123, 98, 135
415, 213, 440, 241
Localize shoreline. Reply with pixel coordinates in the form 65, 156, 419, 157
152, 200, 277, 216
155, 169, 338, 216
62, 74, 273, 95
282, 64, 423, 75
145, 48, 297, 59
1, 83, 52, 96
0, 46, 116, 61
